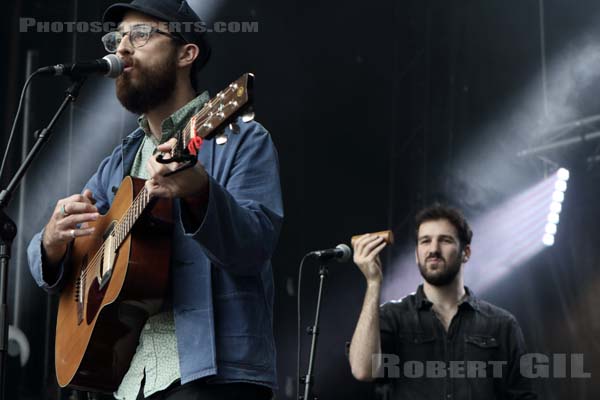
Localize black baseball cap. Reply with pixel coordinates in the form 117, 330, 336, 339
102, 0, 210, 69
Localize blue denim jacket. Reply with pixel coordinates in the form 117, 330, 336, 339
27, 117, 284, 388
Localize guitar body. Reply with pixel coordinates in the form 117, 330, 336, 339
55, 177, 173, 392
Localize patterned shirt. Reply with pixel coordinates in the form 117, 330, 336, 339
114, 92, 210, 400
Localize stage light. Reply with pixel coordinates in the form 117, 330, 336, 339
554, 180, 567, 192
547, 212, 560, 224
557, 168, 570, 181
543, 234, 555, 247
552, 191, 564, 203
549, 201, 562, 213
545, 223, 557, 234
541, 168, 570, 247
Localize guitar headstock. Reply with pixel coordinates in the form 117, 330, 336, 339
186, 72, 254, 141
161, 73, 255, 167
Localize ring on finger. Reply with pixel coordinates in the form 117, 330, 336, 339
70, 229, 76, 239
61, 204, 69, 217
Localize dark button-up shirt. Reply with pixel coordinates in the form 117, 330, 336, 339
378, 285, 536, 399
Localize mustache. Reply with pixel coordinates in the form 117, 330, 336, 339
426, 253, 444, 261
118, 56, 135, 68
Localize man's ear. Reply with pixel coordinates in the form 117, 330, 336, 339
462, 244, 471, 263
178, 43, 199, 68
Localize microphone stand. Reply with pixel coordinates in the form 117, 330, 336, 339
0, 76, 86, 400
300, 263, 328, 400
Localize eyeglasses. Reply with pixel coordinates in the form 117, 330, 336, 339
101, 24, 182, 53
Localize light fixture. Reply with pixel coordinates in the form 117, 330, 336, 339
543, 168, 569, 247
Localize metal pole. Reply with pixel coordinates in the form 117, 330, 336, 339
539, 0, 549, 118
517, 131, 600, 157
301, 265, 328, 400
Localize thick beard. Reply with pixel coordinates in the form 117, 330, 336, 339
116, 50, 177, 115
417, 254, 462, 287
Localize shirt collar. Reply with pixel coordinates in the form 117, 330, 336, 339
460, 286, 480, 311
415, 285, 433, 310
415, 284, 480, 312
137, 91, 211, 144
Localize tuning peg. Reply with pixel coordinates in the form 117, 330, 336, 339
228, 122, 240, 133
242, 107, 255, 122
216, 132, 228, 145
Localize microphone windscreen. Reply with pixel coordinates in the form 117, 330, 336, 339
102, 54, 123, 78
335, 244, 352, 263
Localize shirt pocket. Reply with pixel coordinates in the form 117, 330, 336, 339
398, 333, 436, 362
464, 334, 500, 363
464, 335, 501, 397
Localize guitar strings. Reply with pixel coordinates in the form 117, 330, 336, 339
181, 84, 237, 140
81, 185, 148, 278
80, 185, 149, 284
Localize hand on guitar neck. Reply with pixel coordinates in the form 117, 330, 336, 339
42, 189, 99, 266
146, 138, 210, 226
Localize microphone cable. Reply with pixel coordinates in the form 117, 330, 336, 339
0, 70, 42, 181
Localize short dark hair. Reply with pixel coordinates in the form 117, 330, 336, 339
415, 204, 473, 248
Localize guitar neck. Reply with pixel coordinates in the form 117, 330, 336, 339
111, 73, 255, 248
112, 185, 152, 249
171, 73, 254, 159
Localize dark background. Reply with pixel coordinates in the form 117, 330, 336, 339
1, 0, 600, 399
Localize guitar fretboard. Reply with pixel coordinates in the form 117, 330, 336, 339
112, 186, 151, 248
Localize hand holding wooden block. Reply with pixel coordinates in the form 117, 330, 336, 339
351, 230, 394, 246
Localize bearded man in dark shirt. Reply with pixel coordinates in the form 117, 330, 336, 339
348, 204, 537, 399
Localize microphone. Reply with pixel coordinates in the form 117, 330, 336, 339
307, 244, 352, 263
36, 54, 123, 78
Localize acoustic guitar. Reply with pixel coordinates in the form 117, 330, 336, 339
54, 73, 254, 392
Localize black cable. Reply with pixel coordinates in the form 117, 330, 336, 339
0, 70, 42, 181
297, 254, 309, 400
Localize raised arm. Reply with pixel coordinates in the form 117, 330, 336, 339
349, 234, 387, 381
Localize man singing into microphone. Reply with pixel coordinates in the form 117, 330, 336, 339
349, 204, 536, 399
27, 0, 282, 399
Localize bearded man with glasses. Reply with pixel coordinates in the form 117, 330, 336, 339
27, 1, 283, 399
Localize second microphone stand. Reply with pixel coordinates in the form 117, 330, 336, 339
300, 263, 328, 400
